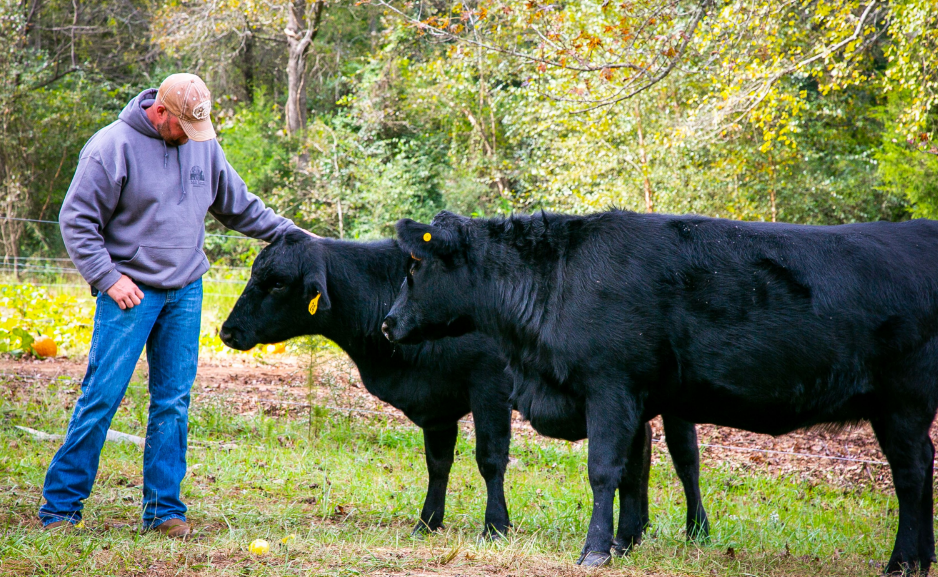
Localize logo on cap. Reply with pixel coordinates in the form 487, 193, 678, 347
192, 100, 210, 121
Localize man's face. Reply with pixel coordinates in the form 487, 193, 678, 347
156, 108, 189, 146
147, 102, 189, 146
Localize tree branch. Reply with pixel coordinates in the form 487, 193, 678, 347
715, 0, 881, 133
373, 0, 701, 74
570, 0, 712, 113
18, 67, 81, 97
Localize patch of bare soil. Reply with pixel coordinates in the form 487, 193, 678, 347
2, 355, 934, 492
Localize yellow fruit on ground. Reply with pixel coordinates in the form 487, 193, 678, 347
249, 538, 270, 555
265, 343, 287, 354
32, 336, 57, 358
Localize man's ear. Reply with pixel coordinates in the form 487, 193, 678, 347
396, 218, 463, 260
303, 267, 331, 313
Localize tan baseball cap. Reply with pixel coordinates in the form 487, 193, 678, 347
156, 73, 216, 141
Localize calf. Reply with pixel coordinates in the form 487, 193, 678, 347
384, 210, 938, 574
220, 230, 708, 546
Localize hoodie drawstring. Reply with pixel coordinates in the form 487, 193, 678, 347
177, 147, 186, 204
163, 140, 186, 204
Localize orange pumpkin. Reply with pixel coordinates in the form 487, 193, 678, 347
265, 342, 287, 354
32, 335, 57, 358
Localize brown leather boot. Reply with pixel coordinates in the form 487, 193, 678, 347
154, 519, 191, 539
44, 520, 75, 531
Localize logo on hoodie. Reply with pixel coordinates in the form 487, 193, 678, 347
189, 166, 206, 187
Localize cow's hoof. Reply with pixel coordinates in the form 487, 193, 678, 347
687, 525, 711, 544
611, 536, 638, 557
882, 558, 916, 576
480, 526, 509, 541
576, 551, 611, 567
411, 522, 443, 537
882, 552, 935, 576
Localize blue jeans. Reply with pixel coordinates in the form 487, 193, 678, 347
39, 279, 202, 529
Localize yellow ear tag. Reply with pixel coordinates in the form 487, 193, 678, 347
308, 293, 322, 315
423, 232, 432, 242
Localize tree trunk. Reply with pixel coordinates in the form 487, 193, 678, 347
769, 161, 778, 222
635, 105, 654, 213
242, 32, 255, 104
770, 186, 777, 222
0, 174, 25, 281
285, 0, 325, 136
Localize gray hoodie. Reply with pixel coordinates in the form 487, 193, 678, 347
60, 88, 296, 292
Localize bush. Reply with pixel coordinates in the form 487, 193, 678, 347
0, 283, 94, 357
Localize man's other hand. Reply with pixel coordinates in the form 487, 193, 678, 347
107, 275, 144, 310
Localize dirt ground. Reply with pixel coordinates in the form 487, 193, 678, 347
2, 353, 931, 493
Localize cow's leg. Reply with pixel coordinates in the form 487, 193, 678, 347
918, 437, 936, 571
578, 390, 639, 567
662, 414, 710, 541
469, 393, 512, 539
870, 411, 934, 575
413, 424, 458, 535
612, 421, 651, 556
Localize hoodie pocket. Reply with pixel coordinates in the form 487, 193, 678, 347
118, 246, 209, 286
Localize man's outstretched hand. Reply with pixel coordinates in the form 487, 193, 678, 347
107, 275, 144, 310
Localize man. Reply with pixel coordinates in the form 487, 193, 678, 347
39, 73, 298, 538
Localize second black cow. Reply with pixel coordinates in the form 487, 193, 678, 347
384, 210, 938, 574
220, 229, 709, 547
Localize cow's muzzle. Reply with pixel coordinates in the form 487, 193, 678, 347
382, 314, 416, 343
381, 316, 397, 342
219, 323, 250, 351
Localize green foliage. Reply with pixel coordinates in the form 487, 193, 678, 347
0, 283, 94, 357
881, 0, 938, 140
879, 141, 938, 219
0, 278, 309, 360
295, 120, 447, 238
1, 0, 151, 257
3, 0, 938, 268
876, 91, 938, 219
0, 327, 33, 356
216, 93, 295, 199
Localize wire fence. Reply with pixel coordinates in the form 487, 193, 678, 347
0, 214, 259, 284
5, 255, 251, 270
0, 215, 264, 241
0, 216, 253, 308
0, 267, 249, 285
0, 282, 242, 299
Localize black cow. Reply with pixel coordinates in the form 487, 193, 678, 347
383, 210, 938, 574
219, 230, 709, 548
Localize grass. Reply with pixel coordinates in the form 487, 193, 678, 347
0, 363, 903, 577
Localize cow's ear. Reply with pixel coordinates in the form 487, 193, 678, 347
303, 267, 331, 314
430, 210, 468, 229
396, 218, 463, 260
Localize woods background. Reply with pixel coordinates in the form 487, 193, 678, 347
2, 0, 937, 266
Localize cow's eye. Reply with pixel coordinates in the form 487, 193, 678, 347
409, 261, 420, 276
269, 281, 286, 294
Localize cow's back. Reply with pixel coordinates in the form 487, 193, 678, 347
542, 213, 938, 434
